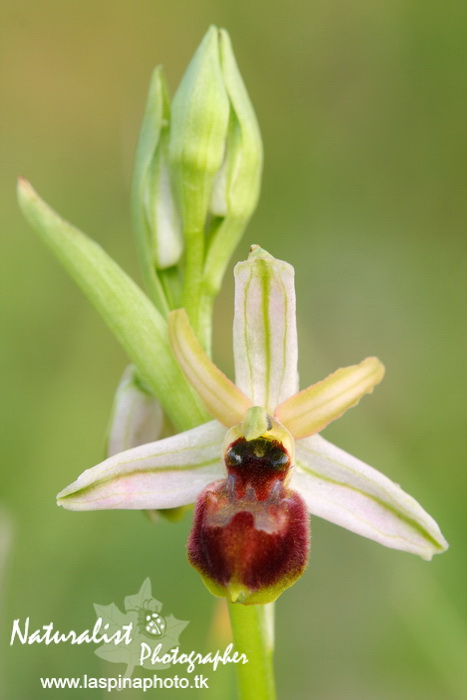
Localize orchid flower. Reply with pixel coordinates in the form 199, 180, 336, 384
57, 246, 447, 605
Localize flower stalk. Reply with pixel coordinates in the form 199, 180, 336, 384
228, 602, 276, 700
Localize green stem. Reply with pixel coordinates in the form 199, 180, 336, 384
196, 289, 214, 358
203, 216, 248, 298
228, 603, 276, 700
182, 229, 206, 342
159, 266, 183, 310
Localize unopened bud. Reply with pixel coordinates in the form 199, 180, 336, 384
169, 26, 262, 234
132, 67, 183, 270
169, 26, 230, 234
209, 29, 262, 221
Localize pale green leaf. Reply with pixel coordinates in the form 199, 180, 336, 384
18, 179, 208, 431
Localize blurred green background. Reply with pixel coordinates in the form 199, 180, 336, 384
1, 1, 466, 698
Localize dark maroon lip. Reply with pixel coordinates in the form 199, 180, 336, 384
187, 472, 310, 600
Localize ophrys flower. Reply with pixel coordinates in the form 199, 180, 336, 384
57, 247, 447, 604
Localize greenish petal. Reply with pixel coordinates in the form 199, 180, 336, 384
276, 357, 385, 439
169, 309, 252, 426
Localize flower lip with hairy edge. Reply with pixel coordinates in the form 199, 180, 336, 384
187, 412, 310, 604
57, 246, 448, 604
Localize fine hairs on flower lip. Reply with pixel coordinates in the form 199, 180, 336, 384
186, 420, 310, 605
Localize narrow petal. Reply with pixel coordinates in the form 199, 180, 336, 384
57, 421, 226, 511
276, 357, 385, 439
233, 246, 298, 413
291, 434, 448, 560
169, 309, 252, 426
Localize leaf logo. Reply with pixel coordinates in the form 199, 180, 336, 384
93, 579, 189, 677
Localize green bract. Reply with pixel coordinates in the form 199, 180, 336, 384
17, 179, 208, 432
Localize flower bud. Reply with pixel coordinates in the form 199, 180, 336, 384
107, 365, 163, 457
169, 26, 229, 235
187, 424, 310, 605
132, 67, 183, 270
169, 26, 262, 235
209, 29, 263, 222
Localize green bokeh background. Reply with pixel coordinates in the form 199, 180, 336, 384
1, 1, 466, 698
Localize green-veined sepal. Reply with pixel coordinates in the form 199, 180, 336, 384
233, 246, 299, 413
57, 421, 225, 511
292, 433, 448, 560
